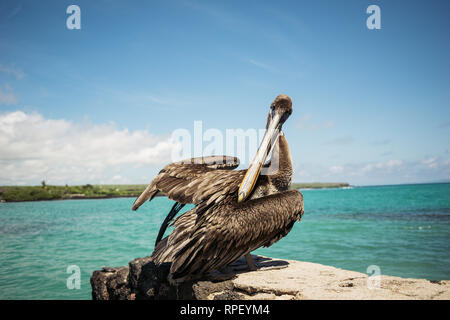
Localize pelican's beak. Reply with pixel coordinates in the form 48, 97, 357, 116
238, 112, 282, 203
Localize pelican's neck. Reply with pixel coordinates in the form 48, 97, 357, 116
268, 132, 292, 192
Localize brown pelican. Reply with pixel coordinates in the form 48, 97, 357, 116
132, 94, 304, 282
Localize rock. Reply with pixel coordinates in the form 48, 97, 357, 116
90, 254, 450, 300
90, 266, 130, 300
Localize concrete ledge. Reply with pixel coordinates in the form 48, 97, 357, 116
90, 255, 450, 300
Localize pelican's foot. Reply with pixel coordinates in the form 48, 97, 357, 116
227, 254, 260, 272
258, 264, 288, 271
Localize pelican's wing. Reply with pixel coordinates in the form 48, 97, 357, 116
132, 156, 243, 210
152, 189, 304, 281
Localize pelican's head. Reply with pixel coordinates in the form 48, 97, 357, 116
266, 94, 293, 130
238, 94, 293, 203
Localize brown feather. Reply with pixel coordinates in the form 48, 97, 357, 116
134, 132, 303, 282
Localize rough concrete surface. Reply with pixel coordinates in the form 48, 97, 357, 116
90, 255, 450, 300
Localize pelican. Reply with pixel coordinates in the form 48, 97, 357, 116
132, 94, 304, 282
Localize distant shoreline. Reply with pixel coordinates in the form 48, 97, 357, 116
3, 182, 449, 203
291, 182, 350, 190
0, 182, 350, 203
0, 194, 145, 203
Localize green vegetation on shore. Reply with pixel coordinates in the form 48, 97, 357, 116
290, 182, 350, 189
0, 182, 350, 202
0, 184, 146, 202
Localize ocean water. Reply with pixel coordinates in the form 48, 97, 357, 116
0, 183, 449, 299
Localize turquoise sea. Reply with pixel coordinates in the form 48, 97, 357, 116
0, 183, 449, 299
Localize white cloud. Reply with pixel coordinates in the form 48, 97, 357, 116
382, 159, 403, 168
295, 113, 312, 129
248, 59, 278, 73
293, 156, 450, 185
371, 139, 391, 146
422, 157, 438, 169
0, 64, 25, 80
296, 113, 335, 131
360, 163, 373, 173
330, 165, 344, 174
0, 111, 179, 185
6, 4, 23, 20
296, 169, 310, 177
0, 87, 18, 105
361, 159, 403, 174
323, 135, 354, 146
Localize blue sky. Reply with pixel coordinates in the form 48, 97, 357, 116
0, 0, 449, 186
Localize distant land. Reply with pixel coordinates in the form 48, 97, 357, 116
0, 182, 350, 202
290, 182, 350, 190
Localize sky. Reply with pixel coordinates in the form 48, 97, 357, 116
0, 0, 449, 186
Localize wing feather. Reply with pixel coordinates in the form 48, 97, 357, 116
152, 190, 304, 280
132, 156, 241, 210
